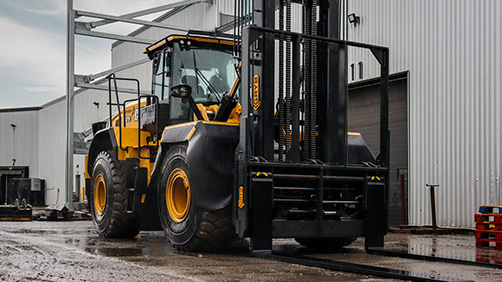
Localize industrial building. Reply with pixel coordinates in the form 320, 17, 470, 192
0, 0, 500, 229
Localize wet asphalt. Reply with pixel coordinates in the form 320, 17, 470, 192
1, 220, 502, 282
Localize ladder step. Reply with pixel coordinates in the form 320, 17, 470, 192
274, 199, 311, 203
323, 200, 359, 204
273, 186, 315, 191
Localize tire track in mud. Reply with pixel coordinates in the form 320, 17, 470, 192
0, 230, 201, 282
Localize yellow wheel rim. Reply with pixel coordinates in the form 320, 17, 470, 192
166, 168, 191, 223
94, 174, 107, 216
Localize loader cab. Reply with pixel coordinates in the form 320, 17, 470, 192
148, 36, 239, 125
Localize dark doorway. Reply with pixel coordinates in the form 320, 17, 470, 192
348, 72, 408, 227
0, 166, 29, 205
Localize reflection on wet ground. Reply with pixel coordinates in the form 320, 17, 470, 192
385, 233, 502, 265
1, 220, 502, 281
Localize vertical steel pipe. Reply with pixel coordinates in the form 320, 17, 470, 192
65, 0, 75, 211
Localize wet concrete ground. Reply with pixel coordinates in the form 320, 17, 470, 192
0, 220, 502, 281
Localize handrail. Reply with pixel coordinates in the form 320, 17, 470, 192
107, 74, 160, 160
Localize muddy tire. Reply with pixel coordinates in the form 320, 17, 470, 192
295, 237, 357, 250
158, 145, 235, 252
90, 151, 140, 238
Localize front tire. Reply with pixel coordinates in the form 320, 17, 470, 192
158, 145, 235, 252
90, 151, 140, 238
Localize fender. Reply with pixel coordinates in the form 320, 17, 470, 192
86, 128, 118, 178
158, 121, 239, 211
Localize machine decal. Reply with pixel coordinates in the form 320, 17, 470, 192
238, 186, 244, 208
253, 74, 260, 110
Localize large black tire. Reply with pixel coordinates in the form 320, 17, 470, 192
295, 237, 357, 250
158, 145, 235, 252
89, 151, 140, 238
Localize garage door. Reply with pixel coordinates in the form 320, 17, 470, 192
348, 72, 408, 228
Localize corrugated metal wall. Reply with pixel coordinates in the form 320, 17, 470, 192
112, 3, 219, 89
37, 87, 118, 204
0, 110, 39, 175
347, 0, 502, 228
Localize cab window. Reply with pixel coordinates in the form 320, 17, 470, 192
152, 49, 171, 101
169, 41, 238, 121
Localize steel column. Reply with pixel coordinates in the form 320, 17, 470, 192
253, 0, 275, 160
286, 35, 301, 162
317, 0, 347, 165
65, 0, 75, 211
250, 176, 273, 254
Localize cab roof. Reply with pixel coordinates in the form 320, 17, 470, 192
144, 33, 237, 58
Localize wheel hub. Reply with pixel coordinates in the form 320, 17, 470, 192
166, 168, 191, 222
94, 174, 107, 216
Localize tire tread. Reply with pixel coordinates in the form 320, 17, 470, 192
93, 151, 140, 238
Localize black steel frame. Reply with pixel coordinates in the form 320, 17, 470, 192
235, 25, 390, 253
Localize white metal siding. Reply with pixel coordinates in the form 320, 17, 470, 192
112, 3, 219, 91
347, 0, 502, 228
37, 87, 131, 204
0, 111, 39, 176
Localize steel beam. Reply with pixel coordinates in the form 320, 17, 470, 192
75, 76, 149, 95
65, 0, 75, 211
84, 58, 151, 82
75, 10, 188, 32
88, 0, 207, 28
75, 24, 155, 45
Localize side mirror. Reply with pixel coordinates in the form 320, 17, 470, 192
170, 84, 205, 121
171, 84, 192, 99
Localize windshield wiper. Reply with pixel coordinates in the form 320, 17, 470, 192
192, 51, 221, 101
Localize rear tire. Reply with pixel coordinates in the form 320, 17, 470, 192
158, 145, 235, 252
90, 151, 140, 238
295, 237, 356, 250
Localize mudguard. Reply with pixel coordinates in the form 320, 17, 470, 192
158, 121, 239, 212
86, 128, 118, 177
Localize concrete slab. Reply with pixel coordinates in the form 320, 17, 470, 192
0, 221, 501, 281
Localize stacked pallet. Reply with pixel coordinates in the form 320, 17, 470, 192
475, 206, 502, 249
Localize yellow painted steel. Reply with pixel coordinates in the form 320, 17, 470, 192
253, 74, 260, 110
94, 174, 107, 216
112, 127, 154, 178
194, 103, 209, 121
0, 218, 32, 221
228, 104, 242, 124
110, 100, 147, 128
145, 35, 236, 53
166, 168, 191, 223
187, 127, 197, 141
238, 186, 244, 209
84, 155, 90, 179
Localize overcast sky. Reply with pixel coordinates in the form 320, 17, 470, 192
0, 0, 171, 109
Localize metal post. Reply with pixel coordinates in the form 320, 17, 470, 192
426, 184, 439, 229
399, 174, 406, 226
65, 0, 75, 211
250, 175, 273, 254
253, 0, 275, 160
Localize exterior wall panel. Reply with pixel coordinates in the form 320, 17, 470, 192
347, 0, 502, 228
0, 110, 39, 176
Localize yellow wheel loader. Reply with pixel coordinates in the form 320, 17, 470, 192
85, 0, 390, 254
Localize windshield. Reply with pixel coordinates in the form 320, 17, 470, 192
170, 42, 238, 120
